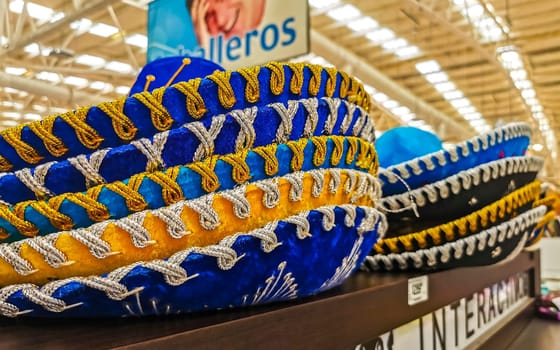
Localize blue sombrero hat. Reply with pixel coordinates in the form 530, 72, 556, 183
378, 123, 532, 196
0, 57, 385, 317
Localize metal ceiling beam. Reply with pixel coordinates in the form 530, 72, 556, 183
0, 72, 106, 105
0, 0, 123, 57
310, 30, 469, 139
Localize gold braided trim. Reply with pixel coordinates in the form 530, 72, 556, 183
374, 180, 542, 254
134, 89, 174, 131
238, 66, 261, 103
26, 118, 68, 157
526, 210, 556, 247
59, 107, 104, 150
0, 170, 373, 286
0, 136, 377, 238
0, 62, 370, 171
207, 71, 236, 109
2, 126, 43, 164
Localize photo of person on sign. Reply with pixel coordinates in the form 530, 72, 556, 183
186, 0, 267, 47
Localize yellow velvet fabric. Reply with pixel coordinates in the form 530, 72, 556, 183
0, 170, 374, 286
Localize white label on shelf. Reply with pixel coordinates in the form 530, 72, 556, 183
408, 275, 429, 306
355, 272, 530, 350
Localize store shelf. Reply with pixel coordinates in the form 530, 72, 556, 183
0, 251, 540, 350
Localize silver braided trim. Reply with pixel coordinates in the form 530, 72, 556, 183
0, 97, 374, 206
0, 204, 385, 317
363, 205, 546, 271
382, 123, 533, 185
0, 169, 379, 277
67, 149, 110, 187
14, 162, 55, 199
381, 156, 544, 211
131, 131, 169, 169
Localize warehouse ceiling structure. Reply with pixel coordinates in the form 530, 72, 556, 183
0, 0, 558, 181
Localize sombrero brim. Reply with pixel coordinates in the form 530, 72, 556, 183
374, 181, 541, 253
0, 135, 377, 242
0, 62, 371, 173
363, 205, 546, 272
0, 205, 385, 318
382, 156, 543, 225
380, 123, 532, 196
0, 169, 378, 286
0, 97, 374, 205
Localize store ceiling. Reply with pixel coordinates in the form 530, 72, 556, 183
0, 0, 558, 181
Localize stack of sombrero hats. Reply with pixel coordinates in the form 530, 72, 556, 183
363, 123, 551, 272
0, 56, 387, 317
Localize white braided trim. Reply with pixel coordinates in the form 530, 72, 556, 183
0, 168, 381, 276
382, 122, 533, 184
0, 97, 375, 205
381, 156, 544, 211
0, 204, 385, 317
364, 205, 546, 271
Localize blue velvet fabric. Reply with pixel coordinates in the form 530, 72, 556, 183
2, 61, 364, 172
376, 127, 442, 168
129, 56, 225, 95
5, 206, 383, 318
0, 97, 367, 204
380, 134, 530, 196
2, 137, 370, 242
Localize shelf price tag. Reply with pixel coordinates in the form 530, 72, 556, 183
408, 275, 428, 305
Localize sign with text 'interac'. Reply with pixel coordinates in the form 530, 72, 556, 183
147, 0, 309, 69
356, 272, 530, 350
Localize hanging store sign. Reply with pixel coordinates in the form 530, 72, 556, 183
355, 272, 530, 350
147, 0, 309, 69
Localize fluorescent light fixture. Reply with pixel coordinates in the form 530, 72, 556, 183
509, 69, 527, 81
2, 112, 21, 119
36, 71, 60, 83
394, 45, 420, 59
309, 56, 333, 67
391, 106, 411, 116
309, 0, 340, 9
9, 0, 55, 21
525, 98, 539, 106
0, 36, 7, 46
88, 23, 119, 37
521, 88, 536, 99
75, 54, 106, 67
4, 67, 26, 75
105, 61, 133, 73
1, 120, 19, 127
514, 79, 532, 90
23, 113, 41, 121
32, 105, 47, 112
400, 114, 416, 122
465, 4, 484, 19
457, 106, 476, 115
50, 12, 65, 22
63, 76, 89, 88
382, 100, 399, 109
434, 82, 456, 93
115, 86, 130, 95
463, 112, 482, 120
0, 101, 23, 109
532, 144, 544, 152
443, 90, 464, 100
125, 34, 148, 49
416, 60, 441, 74
70, 18, 92, 33
534, 112, 545, 120
381, 38, 407, 51
363, 84, 376, 94
372, 92, 389, 103
470, 120, 487, 128
425, 72, 449, 84
24, 43, 43, 56
347, 17, 378, 32
89, 81, 114, 92
450, 98, 471, 108
366, 28, 395, 44
499, 49, 520, 63
327, 4, 360, 22
531, 105, 543, 112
